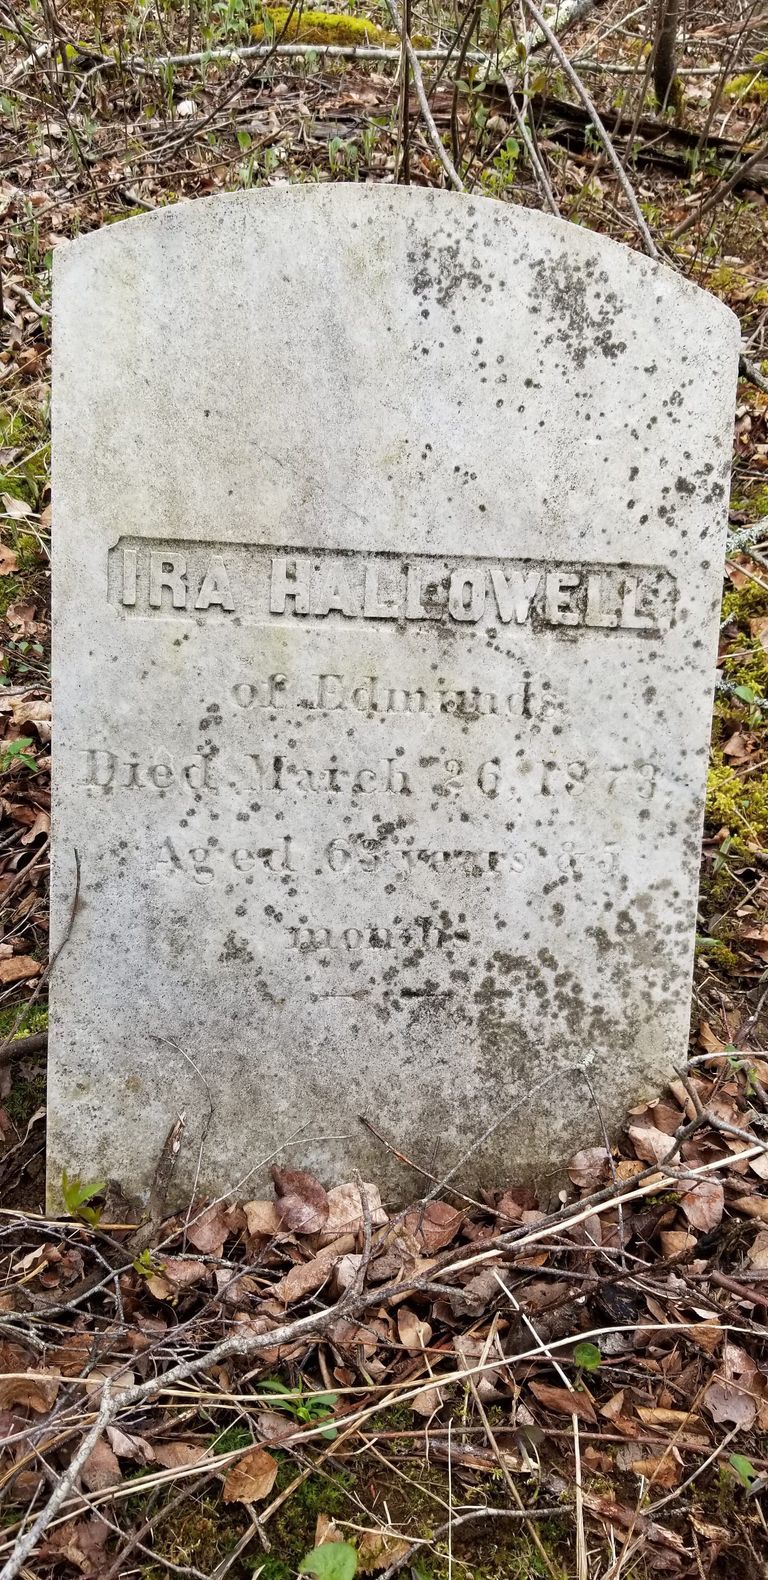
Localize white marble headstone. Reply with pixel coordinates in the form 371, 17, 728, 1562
49, 187, 739, 1206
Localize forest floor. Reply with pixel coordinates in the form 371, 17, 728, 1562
2, 0, 768, 1575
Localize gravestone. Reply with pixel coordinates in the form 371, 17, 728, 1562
49, 186, 739, 1208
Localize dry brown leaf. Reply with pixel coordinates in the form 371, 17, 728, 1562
153, 1441, 208, 1469
0, 545, 19, 575
107, 1424, 155, 1464
81, 1439, 121, 1491
20, 808, 50, 844
695, 1017, 726, 1055
704, 1343, 761, 1429
567, 1147, 610, 1189
357, 1528, 413, 1573
50, 1335, 92, 1376
274, 1236, 354, 1304
686, 1313, 722, 1355
146, 1257, 208, 1300
722, 730, 754, 762
750, 615, 768, 653
636, 1406, 703, 1429
256, 1410, 299, 1445
628, 1125, 673, 1165
314, 1514, 344, 1547
0, 955, 41, 984
600, 1390, 625, 1420
272, 1166, 329, 1234
411, 1384, 444, 1417
530, 1382, 597, 1423
186, 1202, 242, 1256
1, 493, 32, 519
403, 1200, 463, 1252
222, 1446, 278, 1503
680, 1178, 724, 1232
627, 1453, 680, 1487
11, 698, 51, 734
747, 1229, 768, 1268
41, 1518, 108, 1575
496, 1190, 526, 1221
215, 1267, 260, 1304
332, 1252, 362, 1293
660, 1229, 697, 1259
318, 1181, 387, 1244
328, 1317, 380, 1357
726, 558, 752, 590
0, 1366, 59, 1413
581, 1492, 686, 1552
397, 1306, 432, 1352
244, 1198, 283, 1237
84, 1364, 136, 1400
732, 1194, 768, 1222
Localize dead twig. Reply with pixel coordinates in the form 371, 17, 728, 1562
520, 0, 659, 258
382, 0, 464, 189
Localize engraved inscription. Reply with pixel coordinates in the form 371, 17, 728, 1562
151, 831, 621, 890
108, 538, 678, 635
79, 744, 661, 808
231, 672, 539, 721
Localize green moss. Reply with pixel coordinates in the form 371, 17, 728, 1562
722, 584, 768, 631
706, 755, 768, 850
145, 1494, 246, 1576
727, 481, 768, 527
695, 936, 740, 974
724, 73, 768, 101
5, 1069, 46, 1127
0, 1004, 48, 1040
704, 263, 747, 298
0, 405, 50, 516
251, 6, 430, 46
0, 575, 21, 619
210, 1423, 253, 1455
255, 1560, 292, 1580
714, 582, 768, 766
268, 1462, 356, 1553
1, 1005, 48, 1129
113, 1437, 571, 1580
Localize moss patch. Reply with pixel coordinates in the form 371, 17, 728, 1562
724, 72, 768, 102
143, 1495, 245, 1578
139, 1414, 570, 1580
5, 1068, 46, 1128
251, 7, 430, 46
0, 405, 50, 515
0, 1004, 48, 1041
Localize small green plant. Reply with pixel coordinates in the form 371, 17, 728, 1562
481, 136, 520, 196
729, 1452, 759, 1490
60, 1170, 106, 1227
257, 1377, 339, 1438
328, 136, 358, 174
132, 1247, 166, 1278
573, 1341, 601, 1373
299, 1543, 357, 1580
0, 737, 37, 773
712, 834, 734, 876
360, 125, 377, 165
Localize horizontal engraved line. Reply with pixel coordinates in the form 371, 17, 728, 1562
107, 536, 678, 635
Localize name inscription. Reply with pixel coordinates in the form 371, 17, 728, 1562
108, 538, 677, 635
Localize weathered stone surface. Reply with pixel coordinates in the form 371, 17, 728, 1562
49, 186, 739, 1207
